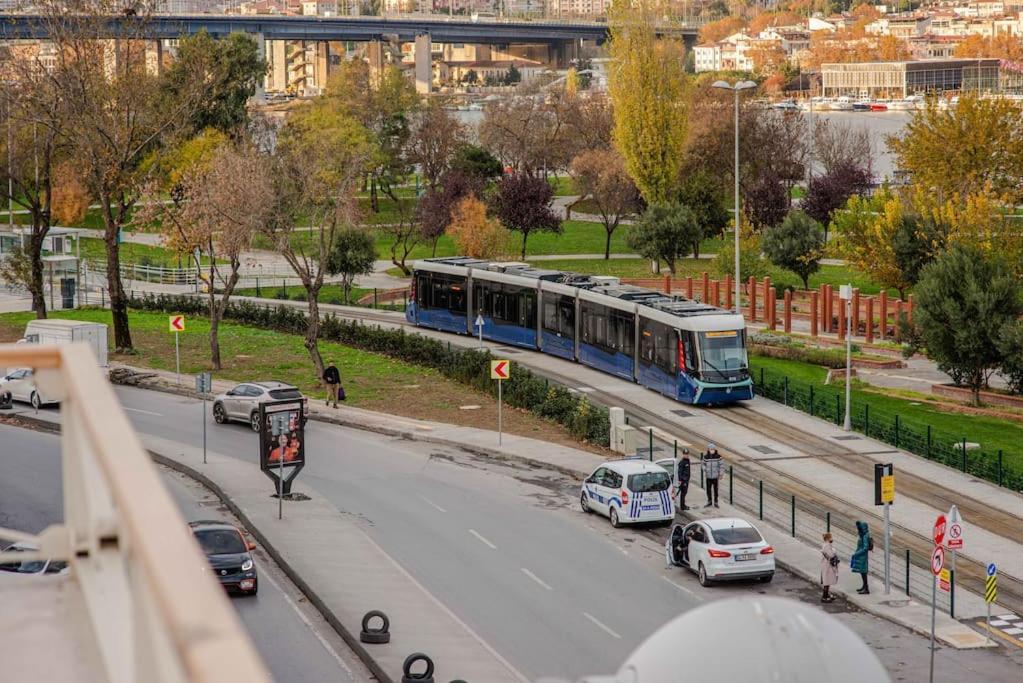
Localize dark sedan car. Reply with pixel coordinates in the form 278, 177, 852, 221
189, 520, 258, 596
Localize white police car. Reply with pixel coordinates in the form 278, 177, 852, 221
580, 459, 675, 528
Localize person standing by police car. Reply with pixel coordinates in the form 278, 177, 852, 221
677, 449, 692, 511
702, 444, 723, 508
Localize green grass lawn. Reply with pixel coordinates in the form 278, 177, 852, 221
0, 308, 597, 448
549, 175, 577, 196
750, 354, 1023, 473
79, 238, 219, 267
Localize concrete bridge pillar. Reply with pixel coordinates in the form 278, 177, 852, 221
414, 32, 432, 95
367, 40, 384, 81
253, 32, 266, 103
314, 40, 329, 94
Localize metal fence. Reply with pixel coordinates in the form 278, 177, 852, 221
637, 430, 958, 615
754, 364, 1023, 493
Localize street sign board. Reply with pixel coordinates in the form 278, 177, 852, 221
931, 545, 945, 576
195, 372, 212, 394
988, 563, 997, 577
169, 315, 185, 332
985, 573, 997, 604
874, 463, 894, 505
933, 514, 947, 547
947, 522, 964, 550
490, 359, 509, 380
475, 314, 485, 329
939, 567, 951, 593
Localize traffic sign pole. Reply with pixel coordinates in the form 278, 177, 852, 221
929, 522, 946, 683
884, 503, 891, 594
175, 331, 180, 386
498, 378, 502, 446
490, 360, 509, 446
929, 571, 937, 683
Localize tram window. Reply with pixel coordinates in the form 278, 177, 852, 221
519, 291, 535, 327
431, 278, 449, 309
681, 331, 697, 372
609, 310, 634, 356
640, 323, 655, 363
559, 299, 574, 336
582, 303, 606, 346
543, 299, 559, 332
448, 282, 466, 314
416, 274, 430, 308
654, 324, 676, 373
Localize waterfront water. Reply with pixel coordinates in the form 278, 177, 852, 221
456, 108, 912, 180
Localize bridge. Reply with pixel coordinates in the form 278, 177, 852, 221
0, 12, 698, 95
0, 12, 699, 44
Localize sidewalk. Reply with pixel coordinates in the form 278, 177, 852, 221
119, 363, 992, 652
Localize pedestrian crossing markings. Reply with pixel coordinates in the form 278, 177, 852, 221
979, 612, 1023, 646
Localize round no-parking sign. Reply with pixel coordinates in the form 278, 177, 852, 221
931, 546, 945, 576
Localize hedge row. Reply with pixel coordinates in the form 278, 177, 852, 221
128, 294, 610, 447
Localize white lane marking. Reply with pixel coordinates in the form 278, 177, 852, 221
359, 531, 528, 682
661, 574, 699, 598
259, 570, 358, 678
520, 567, 553, 591
469, 529, 497, 550
123, 407, 163, 416
419, 495, 447, 513
582, 611, 622, 639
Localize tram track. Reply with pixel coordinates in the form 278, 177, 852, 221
263, 300, 1023, 614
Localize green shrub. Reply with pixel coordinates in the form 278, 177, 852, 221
128, 293, 611, 447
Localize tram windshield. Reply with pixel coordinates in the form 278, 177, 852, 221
697, 330, 748, 381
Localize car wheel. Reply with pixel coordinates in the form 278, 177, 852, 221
212, 402, 227, 424
580, 492, 591, 513
759, 573, 774, 584
609, 507, 621, 528
30, 392, 41, 410
698, 562, 712, 587
250, 411, 261, 432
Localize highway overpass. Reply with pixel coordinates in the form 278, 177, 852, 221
0, 13, 698, 44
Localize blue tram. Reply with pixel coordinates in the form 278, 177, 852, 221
405, 257, 753, 405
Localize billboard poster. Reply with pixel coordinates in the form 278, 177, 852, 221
258, 399, 306, 494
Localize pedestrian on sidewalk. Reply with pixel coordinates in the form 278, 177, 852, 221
677, 449, 691, 511
820, 532, 839, 603
851, 520, 872, 594
322, 360, 342, 408
701, 444, 722, 508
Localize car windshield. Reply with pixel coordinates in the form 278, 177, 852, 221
269, 388, 302, 400
711, 527, 763, 545
193, 529, 246, 555
628, 471, 671, 493
698, 330, 748, 374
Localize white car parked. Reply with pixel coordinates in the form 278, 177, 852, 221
580, 459, 675, 528
666, 517, 775, 587
0, 368, 56, 409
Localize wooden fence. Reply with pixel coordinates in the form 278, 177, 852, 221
623, 273, 913, 344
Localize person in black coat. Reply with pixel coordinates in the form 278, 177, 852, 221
322, 360, 342, 408
677, 449, 692, 511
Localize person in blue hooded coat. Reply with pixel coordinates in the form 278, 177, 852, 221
850, 520, 872, 594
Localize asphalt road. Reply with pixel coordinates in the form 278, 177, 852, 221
0, 423, 373, 683
8, 389, 1023, 681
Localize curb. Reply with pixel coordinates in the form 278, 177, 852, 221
148, 451, 395, 683
113, 373, 592, 482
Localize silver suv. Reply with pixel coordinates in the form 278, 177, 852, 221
212, 381, 308, 432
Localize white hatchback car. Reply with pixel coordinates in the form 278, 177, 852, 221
666, 517, 775, 586
580, 459, 675, 528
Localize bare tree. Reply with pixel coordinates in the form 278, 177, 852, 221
408, 101, 466, 190
37, 0, 208, 351
138, 140, 271, 370
813, 119, 874, 177
263, 104, 372, 378
480, 93, 574, 176
569, 149, 639, 259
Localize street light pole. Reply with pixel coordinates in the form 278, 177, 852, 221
842, 283, 853, 431
712, 79, 757, 315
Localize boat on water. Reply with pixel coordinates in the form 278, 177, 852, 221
831, 97, 854, 111
869, 100, 889, 112
889, 95, 924, 111
852, 100, 871, 111
771, 99, 800, 111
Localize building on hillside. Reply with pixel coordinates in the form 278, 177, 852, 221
547, 0, 610, 18
866, 13, 932, 37
693, 32, 754, 72
302, 0, 338, 14
821, 57, 1001, 98
953, 1, 1005, 18
434, 42, 548, 85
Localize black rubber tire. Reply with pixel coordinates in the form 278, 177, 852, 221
580, 492, 591, 513
360, 610, 391, 644
759, 573, 774, 584
250, 411, 260, 432
213, 402, 227, 424
698, 562, 712, 587
401, 652, 434, 682
30, 392, 41, 410
610, 507, 621, 528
